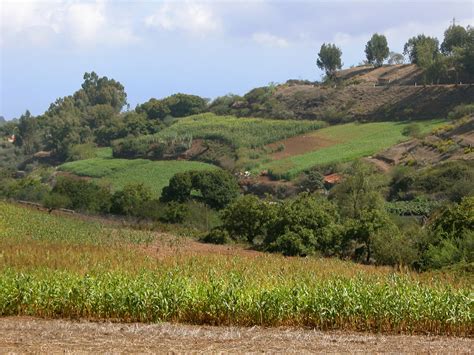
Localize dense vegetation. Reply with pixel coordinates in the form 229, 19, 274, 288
0, 202, 471, 335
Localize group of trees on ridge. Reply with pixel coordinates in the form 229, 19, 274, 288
317, 22, 474, 83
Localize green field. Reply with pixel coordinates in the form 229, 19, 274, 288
258, 119, 446, 179
0, 202, 471, 335
144, 113, 325, 148
59, 154, 217, 197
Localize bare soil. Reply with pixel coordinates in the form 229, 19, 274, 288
1, 317, 472, 353
268, 132, 338, 160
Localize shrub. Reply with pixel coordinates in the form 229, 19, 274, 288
111, 183, 152, 216
201, 228, 230, 245
42, 192, 72, 211
67, 143, 97, 161
447, 103, 474, 120
160, 201, 188, 224
402, 123, 422, 138
221, 195, 277, 243
53, 176, 112, 213
161, 172, 193, 203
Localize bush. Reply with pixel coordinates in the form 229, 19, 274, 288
447, 104, 474, 120
42, 192, 72, 210
373, 230, 419, 267
421, 197, 474, 269
67, 143, 97, 161
53, 176, 112, 213
201, 228, 230, 245
402, 123, 422, 138
160, 201, 188, 224
111, 183, 152, 216
2, 177, 49, 202
162, 170, 239, 209
221, 195, 277, 243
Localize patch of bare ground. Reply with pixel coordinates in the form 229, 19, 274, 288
268, 132, 339, 160
1, 317, 472, 353
140, 233, 261, 260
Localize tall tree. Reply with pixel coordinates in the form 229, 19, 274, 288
441, 23, 469, 55
365, 33, 390, 67
403, 35, 439, 64
317, 43, 342, 78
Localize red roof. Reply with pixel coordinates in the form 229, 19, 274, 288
323, 173, 343, 184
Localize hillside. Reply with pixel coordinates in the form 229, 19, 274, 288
277, 83, 473, 122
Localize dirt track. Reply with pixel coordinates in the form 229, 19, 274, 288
1, 317, 472, 353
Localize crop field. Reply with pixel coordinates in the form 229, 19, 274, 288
145, 113, 326, 149
59, 156, 216, 196
0, 202, 472, 335
258, 119, 447, 179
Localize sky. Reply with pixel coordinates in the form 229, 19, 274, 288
0, 0, 473, 119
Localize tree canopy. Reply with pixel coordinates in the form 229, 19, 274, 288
317, 43, 342, 78
365, 33, 390, 67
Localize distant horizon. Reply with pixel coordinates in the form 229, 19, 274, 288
1, 0, 473, 120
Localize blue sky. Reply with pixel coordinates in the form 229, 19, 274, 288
1, 0, 473, 119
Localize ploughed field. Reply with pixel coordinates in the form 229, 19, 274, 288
0, 202, 472, 336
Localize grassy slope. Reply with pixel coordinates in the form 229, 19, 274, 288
153, 113, 326, 148
258, 119, 446, 179
0, 202, 471, 334
59, 151, 217, 197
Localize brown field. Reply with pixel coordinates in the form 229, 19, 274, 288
268, 132, 339, 160
2, 317, 473, 353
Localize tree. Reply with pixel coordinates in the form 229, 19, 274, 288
161, 172, 193, 203
388, 51, 405, 65
317, 43, 342, 78
365, 33, 390, 67
221, 194, 277, 243
441, 23, 469, 55
403, 35, 439, 64
77, 72, 127, 112
111, 183, 152, 216
15, 111, 40, 154
192, 170, 240, 209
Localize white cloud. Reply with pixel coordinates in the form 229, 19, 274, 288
145, 1, 222, 36
252, 32, 289, 48
0, 0, 139, 48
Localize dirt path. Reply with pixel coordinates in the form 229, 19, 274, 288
1, 317, 472, 353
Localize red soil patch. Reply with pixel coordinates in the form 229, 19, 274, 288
268, 132, 338, 160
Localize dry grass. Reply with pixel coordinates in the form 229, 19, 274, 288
1, 317, 473, 353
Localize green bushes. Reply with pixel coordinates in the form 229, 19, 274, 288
447, 103, 474, 120
110, 183, 152, 216
162, 170, 239, 209
53, 176, 112, 213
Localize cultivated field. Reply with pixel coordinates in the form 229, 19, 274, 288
138, 113, 325, 149
258, 119, 446, 179
1, 202, 472, 336
59, 155, 216, 196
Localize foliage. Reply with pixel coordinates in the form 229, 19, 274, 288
317, 43, 343, 77
162, 170, 239, 209
42, 192, 72, 211
365, 33, 390, 67
67, 143, 97, 161
402, 123, 422, 138
221, 195, 277, 243
201, 228, 231, 244
441, 24, 469, 55
53, 176, 112, 213
403, 35, 439, 65
447, 104, 474, 120
137, 93, 208, 120
111, 183, 152, 216
422, 197, 474, 269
